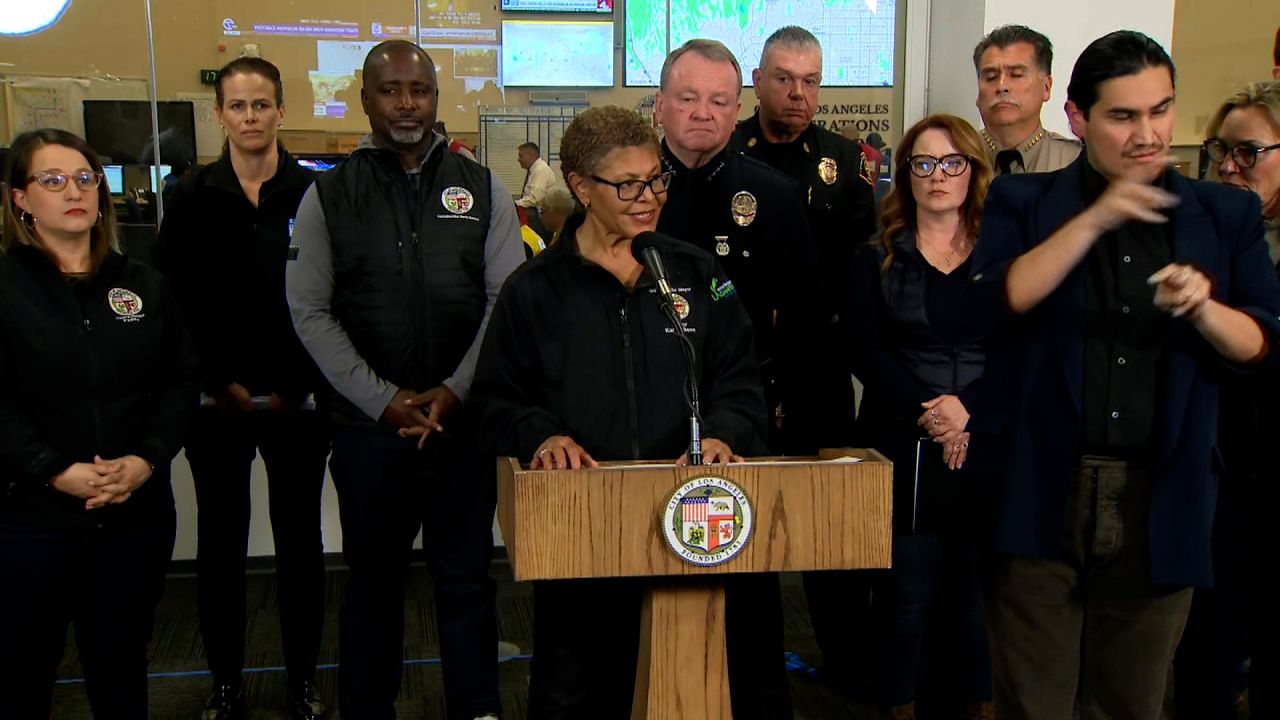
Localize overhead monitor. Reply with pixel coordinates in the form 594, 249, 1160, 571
501, 0, 613, 12
216, 8, 507, 132
501, 20, 614, 87
625, 0, 897, 87
102, 165, 124, 195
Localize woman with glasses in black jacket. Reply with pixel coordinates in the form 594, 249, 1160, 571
0, 128, 199, 718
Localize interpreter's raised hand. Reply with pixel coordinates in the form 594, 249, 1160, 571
49, 462, 110, 502
919, 394, 970, 444
1082, 160, 1180, 235
399, 385, 460, 448
532, 435, 599, 470
677, 438, 743, 466
85, 454, 153, 509
1148, 263, 1212, 319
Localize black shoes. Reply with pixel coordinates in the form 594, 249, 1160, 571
201, 682, 246, 720
286, 680, 328, 720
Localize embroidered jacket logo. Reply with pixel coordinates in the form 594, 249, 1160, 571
710, 277, 736, 301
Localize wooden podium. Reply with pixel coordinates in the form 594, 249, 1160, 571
497, 448, 893, 720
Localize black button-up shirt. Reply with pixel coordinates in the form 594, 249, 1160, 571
1081, 162, 1173, 456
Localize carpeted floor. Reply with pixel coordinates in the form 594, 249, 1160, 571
51, 560, 879, 719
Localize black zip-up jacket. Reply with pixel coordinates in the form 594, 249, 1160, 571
0, 245, 200, 529
156, 148, 322, 402
471, 217, 767, 462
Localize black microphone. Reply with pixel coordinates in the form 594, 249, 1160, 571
630, 231, 704, 465
630, 231, 675, 301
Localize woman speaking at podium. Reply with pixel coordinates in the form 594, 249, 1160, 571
471, 106, 788, 718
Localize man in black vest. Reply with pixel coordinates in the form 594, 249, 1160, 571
286, 41, 523, 720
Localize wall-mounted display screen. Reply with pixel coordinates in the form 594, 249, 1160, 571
625, 0, 897, 88
501, 0, 613, 12
501, 20, 614, 87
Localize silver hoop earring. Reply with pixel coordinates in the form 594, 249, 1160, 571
97, 210, 104, 222
19, 211, 34, 227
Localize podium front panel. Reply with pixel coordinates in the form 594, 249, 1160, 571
497, 450, 892, 581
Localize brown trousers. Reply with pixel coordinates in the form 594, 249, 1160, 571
984, 457, 1193, 720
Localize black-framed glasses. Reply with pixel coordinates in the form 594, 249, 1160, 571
1203, 138, 1280, 169
26, 169, 103, 192
590, 171, 674, 201
907, 154, 972, 178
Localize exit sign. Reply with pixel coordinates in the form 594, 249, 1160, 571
200, 69, 220, 85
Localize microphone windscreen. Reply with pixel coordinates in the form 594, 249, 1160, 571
630, 231, 661, 264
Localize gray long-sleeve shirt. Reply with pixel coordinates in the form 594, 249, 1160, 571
286, 133, 525, 422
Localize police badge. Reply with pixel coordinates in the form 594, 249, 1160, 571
730, 191, 757, 227
714, 235, 730, 257
818, 157, 839, 185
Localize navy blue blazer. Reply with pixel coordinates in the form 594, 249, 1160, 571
971, 155, 1280, 588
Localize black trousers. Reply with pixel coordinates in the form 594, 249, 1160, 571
0, 505, 176, 719
527, 574, 793, 720
185, 407, 330, 685
328, 423, 499, 720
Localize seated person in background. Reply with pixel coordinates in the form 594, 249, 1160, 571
537, 185, 575, 245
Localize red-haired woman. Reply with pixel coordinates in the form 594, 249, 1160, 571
847, 114, 998, 720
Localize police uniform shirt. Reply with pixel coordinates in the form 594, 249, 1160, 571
981, 123, 1081, 175
656, 140, 823, 369
734, 112, 878, 323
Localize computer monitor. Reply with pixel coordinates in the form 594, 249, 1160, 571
83, 100, 196, 168
146, 164, 172, 193
103, 165, 124, 195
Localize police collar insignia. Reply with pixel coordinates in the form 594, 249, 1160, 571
662, 476, 753, 566
441, 186, 474, 214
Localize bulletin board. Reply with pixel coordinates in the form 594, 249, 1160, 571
1, 74, 150, 144
478, 105, 582, 198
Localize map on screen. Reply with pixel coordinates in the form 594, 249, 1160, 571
625, 0, 895, 87
502, 21, 614, 87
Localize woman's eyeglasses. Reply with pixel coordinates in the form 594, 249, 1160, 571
590, 171, 674, 201
907, 154, 972, 178
26, 170, 103, 192
1203, 138, 1280, 169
